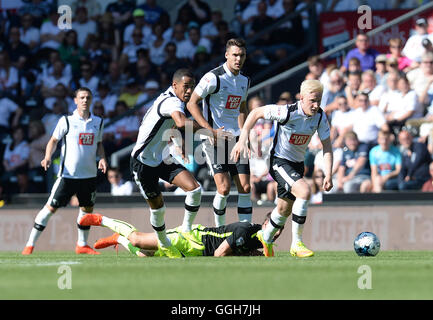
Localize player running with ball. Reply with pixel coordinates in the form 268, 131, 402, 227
231, 79, 334, 258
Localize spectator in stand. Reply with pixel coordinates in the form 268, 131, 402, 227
93, 80, 118, 118
43, 82, 74, 113
118, 79, 146, 109
211, 20, 238, 59
321, 69, 346, 116
58, 29, 87, 77
71, 0, 102, 21
191, 46, 211, 77
341, 33, 379, 73
92, 101, 106, 119
0, 51, 19, 99
177, 24, 211, 61
159, 42, 184, 83
330, 95, 355, 148
107, 167, 134, 196
105, 0, 135, 32
369, 129, 402, 192
77, 61, 99, 95
167, 22, 188, 49
123, 9, 152, 47
1, 126, 30, 195
337, 131, 371, 193
98, 13, 121, 62
309, 169, 325, 204
327, 0, 359, 12
40, 60, 72, 99
177, 0, 211, 27
386, 37, 416, 73
407, 52, 433, 103
19, 13, 40, 54
138, 0, 167, 26
386, 75, 423, 134
148, 22, 168, 66
378, 70, 400, 115
120, 28, 149, 73
104, 61, 128, 96
41, 99, 67, 135
375, 54, 388, 86
421, 162, 433, 192
232, 0, 256, 37
0, 97, 22, 137
103, 100, 139, 154
39, 8, 65, 57
134, 58, 158, 91
201, 10, 223, 42
402, 18, 431, 64
4, 26, 30, 72
42, 49, 73, 80
72, 6, 97, 49
398, 129, 431, 190
350, 91, 386, 149
266, 0, 284, 19
18, 0, 52, 27
307, 55, 327, 85
344, 71, 362, 109
275, 0, 304, 48
27, 120, 50, 193
359, 70, 385, 107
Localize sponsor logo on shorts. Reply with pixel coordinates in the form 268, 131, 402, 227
79, 133, 95, 145
289, 134, 310, 145
225, 95, 242, 109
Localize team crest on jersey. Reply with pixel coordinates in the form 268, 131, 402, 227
225, 95, 242, 109
79, 133, 95, 145
289, 134, 310, 145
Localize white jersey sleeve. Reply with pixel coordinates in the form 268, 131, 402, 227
52, 116, 68, 140
159, 97, 185, 117
262, 104, 289, 123
194, 72, 218, 98
317, 111, 331, 141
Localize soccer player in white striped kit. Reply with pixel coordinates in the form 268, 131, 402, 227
129, 69, 228, 258
22, 87, 108, 255
231, 80, 334, 257
187, 38, 252, 227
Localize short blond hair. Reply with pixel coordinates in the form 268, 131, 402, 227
300, 79, 323, 96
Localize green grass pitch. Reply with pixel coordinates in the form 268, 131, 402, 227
1, 250, 432, 300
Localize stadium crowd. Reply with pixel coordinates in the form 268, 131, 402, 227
0, 0, 432, 203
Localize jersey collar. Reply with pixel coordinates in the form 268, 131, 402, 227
73, 109, 94, 122
223, 62, 236, 77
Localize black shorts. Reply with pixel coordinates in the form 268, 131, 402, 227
269, 156, 304, 200
131, 156, 186, 199
48, 177, 97, 208
202, 137, 250, 176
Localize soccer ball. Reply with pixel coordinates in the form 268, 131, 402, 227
353, 232, 380, 256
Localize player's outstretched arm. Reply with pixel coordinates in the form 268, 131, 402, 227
321, 137, 334, 191
214, 240, 234, 257
231, 107, 265, 162
41, 136, 59, 171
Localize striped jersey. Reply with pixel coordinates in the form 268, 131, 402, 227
131, 86, 184, 167
263, 102, 330, 162
52, 110, 104, 179
194, 63, 250, 136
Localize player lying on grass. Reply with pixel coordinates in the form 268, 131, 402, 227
79, 213, 283, 257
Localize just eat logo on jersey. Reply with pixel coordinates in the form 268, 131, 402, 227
79, 133, 94, 145
289, 134, 310, 145
225, 95, 242, 109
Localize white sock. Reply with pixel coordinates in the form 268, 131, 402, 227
77, 209, 90, 247
150, 206, 171, 247
263, 207, 288, 243
213, 192, 228, 227
117, 235, 131, 251
238, 192, 252, 222
291, 198, 308, 246
182, 186, 202, 232
26, 206, 54, 247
